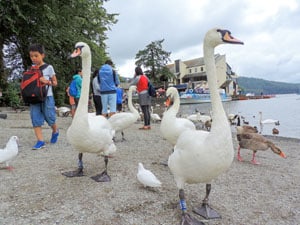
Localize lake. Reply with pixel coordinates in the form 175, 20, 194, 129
177, 94, 300, 139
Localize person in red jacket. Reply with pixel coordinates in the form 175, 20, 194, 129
130, 66, 151, 130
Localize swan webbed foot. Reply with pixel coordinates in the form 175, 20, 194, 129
62, 168, 84, 177
90, 170, 111, 182
193, 203, 221, 219
251, 159, 260, 165
181, 212, 205, 225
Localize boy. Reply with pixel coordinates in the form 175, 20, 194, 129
28, 43, 59, 149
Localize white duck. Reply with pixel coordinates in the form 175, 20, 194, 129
168, 28, 243, 224
137, 162, 161, 188
63, 42, 116, 182
160, 87, 196, 147
0, 136, 19, 170
108, 85, 140, 141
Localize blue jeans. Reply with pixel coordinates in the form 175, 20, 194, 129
101, 93, 117, 114
30, 96, 56, 127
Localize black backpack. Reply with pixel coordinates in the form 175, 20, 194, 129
21, 64, 49, 104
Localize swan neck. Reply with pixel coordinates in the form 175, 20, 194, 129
128, 88, 139, 115
73, 54, 91, 120
203, 45, 227, 124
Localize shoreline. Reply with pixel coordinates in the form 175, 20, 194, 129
0, 108, 299, 225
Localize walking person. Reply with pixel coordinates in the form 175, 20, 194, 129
99, 60, 120, 118
28, 43, 59, 149
91, 69, 102, 115
130, 66, 151, 130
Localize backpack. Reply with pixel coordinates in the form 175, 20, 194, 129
69, 79, 78, 97
148, 82, 156, 97
20, 64, 49, 104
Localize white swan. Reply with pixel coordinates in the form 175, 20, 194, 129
108, 85, 140, 141
150, 106, 162, 123
63, 42, 116, 182
160, 87, 196, 146
259, 111, 280, 133
168, 28, 243, 224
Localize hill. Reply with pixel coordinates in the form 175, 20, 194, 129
237, 77, 300, 95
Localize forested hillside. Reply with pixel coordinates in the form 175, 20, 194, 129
237, 77, 300, 95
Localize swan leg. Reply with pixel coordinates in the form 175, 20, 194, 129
251, 151, 260, 165
62, 153, 84, 177
91, 156, 111, 182
179, 189, 205, 225
193, 184, 221, 219
237, 145, 243, 162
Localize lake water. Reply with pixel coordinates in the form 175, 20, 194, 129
178, 94, 300, 139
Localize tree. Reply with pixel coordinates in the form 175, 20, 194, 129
0, 0, 117, 106
135, 39, 173, 84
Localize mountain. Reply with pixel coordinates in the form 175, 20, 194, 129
237, 77, 300, 95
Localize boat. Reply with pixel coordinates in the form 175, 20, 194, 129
179, 88, 232, 104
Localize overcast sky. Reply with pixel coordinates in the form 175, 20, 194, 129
104, 0, 299, 84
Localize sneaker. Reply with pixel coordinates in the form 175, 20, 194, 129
32, 140, 45, 150
50, 130, 59, 144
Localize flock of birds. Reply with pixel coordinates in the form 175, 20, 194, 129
0, 28, 287, 225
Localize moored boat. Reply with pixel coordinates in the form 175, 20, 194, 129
179, 88, 232, 104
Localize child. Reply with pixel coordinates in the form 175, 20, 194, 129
28, 43, 59, 150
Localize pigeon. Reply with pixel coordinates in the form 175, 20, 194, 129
137, 162, 161, 188
0, 136, 19, 170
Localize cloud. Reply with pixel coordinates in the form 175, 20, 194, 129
104, 0, 300, 83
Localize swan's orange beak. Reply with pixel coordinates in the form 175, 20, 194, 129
279, 151, 287, 158
223, 32, 244, 45
165, 97, 171, 107
70, 48, 82, 58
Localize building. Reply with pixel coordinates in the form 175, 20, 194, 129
167, 54, 239, 95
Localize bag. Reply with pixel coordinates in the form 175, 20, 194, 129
20, 64, 49, 104
69, 79, 78, 97
148, 82, 156, 97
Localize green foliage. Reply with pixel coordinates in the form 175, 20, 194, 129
135, 39, 172, 84
2, 81, 21, 108
237, 77, 300, 95
0, 0, 117, 107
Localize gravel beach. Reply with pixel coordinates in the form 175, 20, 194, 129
0, 107, 299, 225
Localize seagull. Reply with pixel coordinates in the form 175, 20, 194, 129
0, 136, 19, 170
137, 163, 161, 188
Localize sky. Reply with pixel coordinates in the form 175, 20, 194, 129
103, 0, 300, 84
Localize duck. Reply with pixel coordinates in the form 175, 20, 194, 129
237, 132, 286, 164
108, 85, 140, 141
160, 87, 196, 147
168, 28, 243, 224
0, 136, 19, 170
272, 127, 279, 135
62, 42, 116, 182
228, 113, 238, 125
137, 162, 161, 188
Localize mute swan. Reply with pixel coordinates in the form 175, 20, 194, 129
0, 136, 19, 170
237, 132, 286, 164
150, 106, 162, 123
168, 28, 243, 224
137, 162, 161, 188
259, 111, 280, 133
160, 87, 196, 146
108, 85, 140, 141
62, 42, 116, 182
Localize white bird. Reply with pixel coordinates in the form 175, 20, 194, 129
168, 28, 243, 224
259, 111, 280, 133
108, 85, 140, 141
56, 106, 71, 117
160, 87, 196, 146
63, 42, 116, 182
137, 163, 161, 188
0, 136, 19, 170
150, 106, 162, 123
